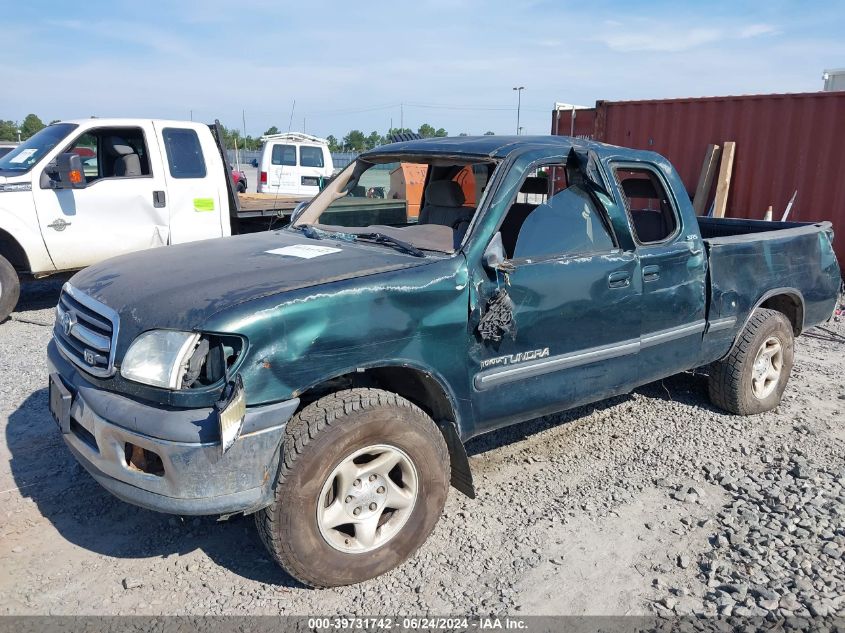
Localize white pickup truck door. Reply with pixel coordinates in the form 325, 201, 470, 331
151, 123, 227, 244
31, 122, 170, 270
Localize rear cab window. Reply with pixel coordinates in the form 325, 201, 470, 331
162, 128, 207, 179
613, 166, 679, 244
271, 144, 297, 166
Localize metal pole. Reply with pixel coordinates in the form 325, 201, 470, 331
513, 87, 524, 134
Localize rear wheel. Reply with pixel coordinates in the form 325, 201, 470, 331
0, 255, 20, 323
708, 308, 794, 415
255, 388, 450, 587
237, 181, 246, 193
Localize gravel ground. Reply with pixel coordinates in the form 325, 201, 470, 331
1, 280, 843, 616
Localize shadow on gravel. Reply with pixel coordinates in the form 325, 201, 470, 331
14, 278, 68, 315
465, 394, 633, 457
6, 389, 305, 589
465, 369, 716, 457
633, 370, 714, 409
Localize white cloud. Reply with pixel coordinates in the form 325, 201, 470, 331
738, 23, 779, 38
597, 27, 724, 52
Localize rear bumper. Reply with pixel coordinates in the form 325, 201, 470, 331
48, 340, 298, 515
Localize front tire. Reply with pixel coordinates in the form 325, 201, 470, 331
0, 255, 20, 323
256, 388, 450, 587
708, 308, 794, 415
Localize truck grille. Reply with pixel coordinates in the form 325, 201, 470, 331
54, 284, 120, 378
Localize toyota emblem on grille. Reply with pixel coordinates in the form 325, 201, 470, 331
61, 310, 76, 336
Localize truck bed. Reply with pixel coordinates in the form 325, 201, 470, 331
699, 216, 840, 361
697, 216, 828, 242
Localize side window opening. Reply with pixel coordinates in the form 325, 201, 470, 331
69, 127, 151, 182
614, 167, 678, 244
162, 128, 207, 179
271, 144, 297, 166
499, 164, 616, 260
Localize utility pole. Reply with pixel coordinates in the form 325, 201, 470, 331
242, 109, 247, 142
513, 86, 525, 134
400, 103, 403, 130
189, 109, 193, 121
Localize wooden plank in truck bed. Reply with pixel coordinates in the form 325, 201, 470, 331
236, 193, 309, 218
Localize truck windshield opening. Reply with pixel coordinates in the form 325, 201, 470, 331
0, 123, 78, 173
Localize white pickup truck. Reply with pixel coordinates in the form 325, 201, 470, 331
0, 118, 295, 321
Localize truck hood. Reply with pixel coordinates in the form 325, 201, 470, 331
69, 230, 432, 346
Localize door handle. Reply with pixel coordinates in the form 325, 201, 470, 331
153, 191, 166, 208
607, 270, 631, 289
643, 265, 661, 282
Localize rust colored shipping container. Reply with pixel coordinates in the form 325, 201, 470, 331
551, 92, 845, 264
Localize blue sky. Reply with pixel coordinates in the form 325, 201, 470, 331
2, 0, 844, 138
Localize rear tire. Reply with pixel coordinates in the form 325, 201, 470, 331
0, 255, 20, 323
708, 308, 794, 415
255, 388, 450, 587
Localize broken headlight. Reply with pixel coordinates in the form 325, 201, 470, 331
120, 330, 200, 389
121, 330, 245, 390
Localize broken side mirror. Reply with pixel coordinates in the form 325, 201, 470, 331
483, 232, 515, 274
290, 200, 309, 223
47, 153, 86, 190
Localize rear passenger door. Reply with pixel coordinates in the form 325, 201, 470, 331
468, 159, 642, 432
153, 123, 227, 243
612, 163, 707, 380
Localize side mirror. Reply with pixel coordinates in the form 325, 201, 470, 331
483, 232, 514, 273
290, 200, 309, 223
48, 153, 86, 190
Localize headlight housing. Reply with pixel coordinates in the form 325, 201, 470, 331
121, 330, 201, 389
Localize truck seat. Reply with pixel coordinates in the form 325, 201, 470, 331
419, 180, 475, 247
498, 177, 549, 257
104, 137, 142, 178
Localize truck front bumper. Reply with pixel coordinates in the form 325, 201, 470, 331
48, 340, 298, 516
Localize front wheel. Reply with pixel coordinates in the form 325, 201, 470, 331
708, 308, 794, 415
255, 388, 450, 587
0, 255, 20, 323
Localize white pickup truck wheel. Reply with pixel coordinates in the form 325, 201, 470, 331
0, 255, 20, 323
255, 388, 450, 587
708, 308, 794, 415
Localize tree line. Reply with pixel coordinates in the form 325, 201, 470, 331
222, 123, 496, 154
1, 114, 495, 153
0, 114, 57, 141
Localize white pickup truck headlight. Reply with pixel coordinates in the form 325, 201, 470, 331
121, 330, 201, 389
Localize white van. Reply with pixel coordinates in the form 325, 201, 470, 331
256, 133, 334, 197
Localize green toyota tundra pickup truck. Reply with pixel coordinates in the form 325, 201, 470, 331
47, 135, 841, 586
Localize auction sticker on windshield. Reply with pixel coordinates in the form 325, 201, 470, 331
9, 148, 37, 163
266, 245, 342, 259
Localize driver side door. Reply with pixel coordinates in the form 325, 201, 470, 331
32, 124, 169, 270
467, 160, 642, 432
